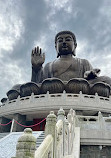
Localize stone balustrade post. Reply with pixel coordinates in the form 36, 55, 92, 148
67, 112, 72, 154
57, 108, 65, 156
15, 128, 36, 158
62, 90, 66, 100
46, 91, 50, 99
71, 110, 76, 127
79, 91, 83, 98
95, 93, 100, 103
16, 95, 20, 106
67, 109, 76, 127
5, 98, 9, 106
30, 93, 34, 103
67, 109, 76, 154
64, 117, 69, 156
98, 111, 105, 129
57, 107, 65, 121
67, 112, 72, 124
45, 111, 57, 158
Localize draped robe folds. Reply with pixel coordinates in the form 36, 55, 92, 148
31, 57, 93, 83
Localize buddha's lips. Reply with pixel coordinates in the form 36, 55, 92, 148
62, 46, 68, 49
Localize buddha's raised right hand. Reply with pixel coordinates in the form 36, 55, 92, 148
31, 46, 45, 69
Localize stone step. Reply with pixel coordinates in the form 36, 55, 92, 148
36, 131, 45, 148
0, 131, 43, 158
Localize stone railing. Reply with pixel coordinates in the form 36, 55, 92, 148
13, 108, 80, 158
13, 109, 111, 157
2, 91, 111, 107
75, 112, 111, 146
35, 108, 80, 158
76, 111, 111, 130
35, 134, 53, 158
1, 91, 111, 117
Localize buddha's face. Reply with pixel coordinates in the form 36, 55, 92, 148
56, 33, 75, 56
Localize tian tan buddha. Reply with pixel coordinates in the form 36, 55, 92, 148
31, 31, 111, 84
3, 31, 111, 102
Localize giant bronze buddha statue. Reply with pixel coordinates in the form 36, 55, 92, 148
4, 31, 111, 101
31, 31, 111, 84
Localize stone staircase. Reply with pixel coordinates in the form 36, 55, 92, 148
36, 131, 45, 148
0, 131, 44, 158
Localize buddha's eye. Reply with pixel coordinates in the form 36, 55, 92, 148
66, 38, 72, 41
57, 39, 63, 42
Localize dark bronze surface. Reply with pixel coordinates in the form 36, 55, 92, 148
4, 31, 111, 100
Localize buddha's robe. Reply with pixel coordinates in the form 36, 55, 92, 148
31, 57, 93, 83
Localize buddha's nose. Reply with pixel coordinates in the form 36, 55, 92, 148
63, 41, 66, 46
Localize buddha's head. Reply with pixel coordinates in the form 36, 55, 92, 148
55, 31, 77, 58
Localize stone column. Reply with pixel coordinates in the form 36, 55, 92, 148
57, 107, 65, 121
0, 117, 11, 133
57, 108, 65, 156
16, 128, 36, 158
67, 109, 76, 154
98, 111, 105, 130
64, 117, 69, 156
45, 111, 56, 138
45, 111, 57, 158
12, 113, 26, 132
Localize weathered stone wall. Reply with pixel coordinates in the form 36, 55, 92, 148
12, 113, 26, 132
0, 117, 11, 132
80, 145, 111, 158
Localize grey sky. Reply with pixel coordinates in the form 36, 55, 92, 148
0, 0, 111, 100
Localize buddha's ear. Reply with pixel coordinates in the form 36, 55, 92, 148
72, 47, 76, 56
57, 52, 61, 58
55, 43, 59, 58
73, 50, 76, 56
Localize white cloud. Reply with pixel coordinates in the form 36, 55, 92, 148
0, 0, 24, 56
44, 0, 75, 21
92, 0, 111, 39
77, 40, 88, 57
0, 62, 25, 85
100, 0, 111, 23
33, 35, 47, 52
45, 0, 71, 9
49, 22, 58, 32
0, 60, 28, 99
0, 0, 25, 99
76, 38, 111, 77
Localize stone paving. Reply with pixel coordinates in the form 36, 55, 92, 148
0, 131, 43, 158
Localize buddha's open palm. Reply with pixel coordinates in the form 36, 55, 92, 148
31, 46, 45, 69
